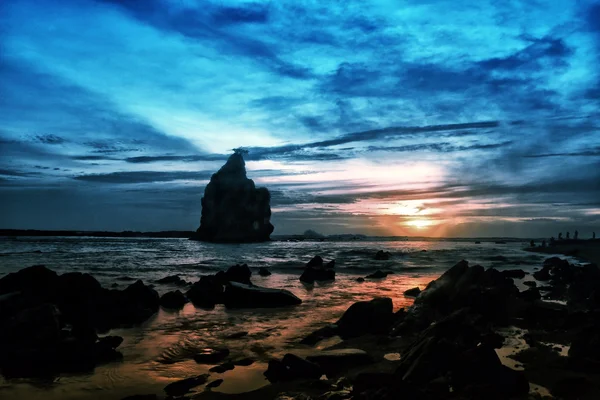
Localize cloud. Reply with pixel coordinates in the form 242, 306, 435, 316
34, 134, 67, 145
73, 170, 212, 184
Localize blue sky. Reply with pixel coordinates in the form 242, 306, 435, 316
0, 0, 599, 236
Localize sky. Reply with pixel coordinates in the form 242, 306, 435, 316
0, 0, 599, 237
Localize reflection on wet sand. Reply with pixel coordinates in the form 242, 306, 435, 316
0, 272, 437, 399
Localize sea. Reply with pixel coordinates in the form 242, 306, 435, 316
0, 236, 577, 400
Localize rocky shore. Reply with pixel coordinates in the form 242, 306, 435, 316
1, 254, 600, 399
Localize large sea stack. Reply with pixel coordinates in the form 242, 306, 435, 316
192, 151, 274, 243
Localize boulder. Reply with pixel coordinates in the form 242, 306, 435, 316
186, 275, 225, 308
356, 277, 365, 283
306, 256, 324, 268
164, 374, 210, 397
206, 379, 224, 389
194, 348, 230, 364
300, 267, 335, 284
306, 349, 373, 374
0, 265, 58, 297
225, 264, 252, 284
232, 357, 255, 366
501, 269, 526, 279
404, 287, 421, 297
264, 353, 323, 382
336, 297, 393, 338
258, 267, 272, 276
159, 290, 188, 309
192, 151, 274, 243
209, 361, 235, 373
519, 287, 541, 302
569, 323, 600, 362
375, 250, 391, 260
156, 275, 188, 286
223, 282, 302, 308
365, 270, 392, 279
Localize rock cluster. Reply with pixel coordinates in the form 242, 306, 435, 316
193, 152, 274, 243
300, 256, 336, 283
0, 265, 153, 377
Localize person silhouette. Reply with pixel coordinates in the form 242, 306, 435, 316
558, 232, 563, 240
566, 232, 570, 240
550, 236, 555, 246
542, 240, 546, 247
574, 230, 579, 240
530, 240, 535, 247
594, 232, 596, 240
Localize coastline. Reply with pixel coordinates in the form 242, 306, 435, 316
525, 239, 600, 265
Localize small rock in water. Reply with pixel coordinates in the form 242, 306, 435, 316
232, 357, 255, 366
258, 267, 272, 276
364, 270, 392, 279
374, 250, 391, 260
264, 354, 323, 382
206, 379, 224, 389
156, 275, 187, 286
226, 331, 248, 339
356, 277, 365, 283
501, 269, 526, 279
159, 290, 188, 309
306, 256, 324, 268
209, 362, 235, 373
194, 348, 230, 364
300, 324, 339, 345
225, 264, 252, 284
403, 287, 421, 297
164, 374, 210, 397
223, 282, 302, 308
336, 297, 393, 338
523, 280, 537, 287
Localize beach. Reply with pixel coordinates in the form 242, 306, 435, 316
1, 236, 599, 399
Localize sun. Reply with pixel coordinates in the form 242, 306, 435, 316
405, 219, 433, 229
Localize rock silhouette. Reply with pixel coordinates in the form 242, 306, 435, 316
193, 151, 274, 243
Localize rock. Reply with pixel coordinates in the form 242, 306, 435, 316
520, 287, 541, 301
223, 282, 302, 308
300, 267, 335, 284
186, 275, 225, 308
209, 362, 235, 373
325, 260, 336, 269
156, 275, 187, 286
121, 395, 157, 400
336, 297, 393, 338
258, 267, 272, 276
523, 280, 537, 287
404, 287, 421, 297
164, 374, 210, 397
365, 270, 392, 279
117, 280, 160, 324
192, 151, 274, 243
225, 264, 252, 284
306, 349, 373, 374
533, 266, 551, 281
264, 353, 323, 382
355, 277, 365, 283
544, 257, 570, 268
306, 256, 324, 268
569, 323, 600, 361
206, 379, 224, 389
193, 348, 230, 364
489, 255, 508, 262
232, 357, 255, 366
0, 265, 58, 296
375, 250, 391, 260
501, 269, 526, 279
300, 324, 339, 345
159, 290, 188, 309
97, 335, 123, 349
226, 331, 248, 339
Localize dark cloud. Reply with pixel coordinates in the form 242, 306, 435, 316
125, 154, 227, 163
366, 141, 513, 153
34, 134, 66, 145
211, 3, 270, 25
73, 170, 212, 184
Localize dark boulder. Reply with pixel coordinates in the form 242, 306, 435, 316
209, 361, 235, 373
159, 290, 188, 309
300, 267, 335, 284
164, 374, 210, 397
533, 266, 551, 281
225, 264, 252, 284
501, 269, 526, 279
300, 324, 339, 345
336, 297, 394, 338
193, 348, 230, 364
0, 265, 58, 297
206, 379, 224, 389
232, 357, 255, 366
156, 275, 188, 286
116, 280, 160, 324
223, 282, 301, 308
258, 267, 272, 276
520, 287, 541, 302
375, 250, 391, 260
192, 152, 274, 243
264, 353, 323, 382
569, 323, 600, 362
403, 287, 421, 297
365, 270, 392, 279
306, 349, 373, 374
186, 275, 225, 308
306, 256, 324, 268
356, 277, 365, 283
226, 331, 248, 339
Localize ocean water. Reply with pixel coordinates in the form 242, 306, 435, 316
0, 237, 569, 399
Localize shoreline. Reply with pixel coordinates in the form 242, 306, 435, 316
2, 242, 600, 399
525, 239, 600, 265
